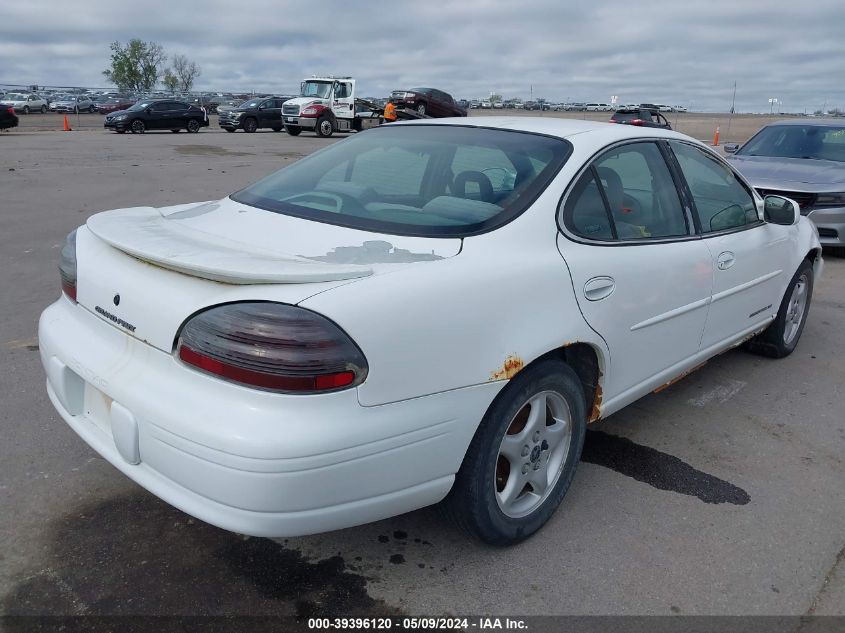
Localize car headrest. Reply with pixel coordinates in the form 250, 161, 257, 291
453, 170, 495, 202
422, 196, 501, 223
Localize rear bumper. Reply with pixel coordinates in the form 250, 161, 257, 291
807, 207, 845, 247
39, 298, 494, 536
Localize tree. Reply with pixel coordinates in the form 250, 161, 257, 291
171, 54, 201, 93
162, 69, 179, 93
102, 39, 167, 93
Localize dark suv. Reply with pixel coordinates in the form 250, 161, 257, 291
104, 99, 209, 134
610, 108, 671, 129
389, 88, 467, 117
218, 96, 293, 133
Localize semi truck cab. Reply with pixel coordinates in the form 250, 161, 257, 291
282, 76, 379, 137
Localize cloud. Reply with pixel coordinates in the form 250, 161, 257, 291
1, 0, 843, 112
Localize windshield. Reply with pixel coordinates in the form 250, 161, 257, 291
128, 101, 153, 111
301, 81, 332, 99
240, 99, 262, 109
231, 125, 571, 237
738, 124, 845, 162
5, 93, 26, 100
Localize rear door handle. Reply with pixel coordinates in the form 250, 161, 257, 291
717, 251, 736, 270
584, 276, 615, 301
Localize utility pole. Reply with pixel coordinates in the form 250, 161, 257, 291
726, 81, 736, 142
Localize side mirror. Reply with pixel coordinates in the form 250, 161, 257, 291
723, 143, 740, 154
764, 195, 799, 226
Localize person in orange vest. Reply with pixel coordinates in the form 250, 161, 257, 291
383, 101, 397, 122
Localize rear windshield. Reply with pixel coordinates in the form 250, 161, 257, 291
612, 111, 638, 121
231, 125, 571, 237
738, 124, 845, 162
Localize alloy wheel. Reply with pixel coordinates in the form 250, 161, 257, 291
783, 273, 808, 345
494, 391, 573, 518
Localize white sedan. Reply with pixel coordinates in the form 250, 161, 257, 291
39, 118, 822, 545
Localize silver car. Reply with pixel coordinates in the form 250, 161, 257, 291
52, 95, 96, 114
726, 120, 845, 250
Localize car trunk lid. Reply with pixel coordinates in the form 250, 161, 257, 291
78, 198, 461, 352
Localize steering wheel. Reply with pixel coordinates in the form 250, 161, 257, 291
282, 191, 374, 216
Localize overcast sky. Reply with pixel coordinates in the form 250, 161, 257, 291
1, 0, 843, 112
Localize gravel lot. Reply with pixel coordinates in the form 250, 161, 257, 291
1, 124, 843, 620
9, 108, 786, 144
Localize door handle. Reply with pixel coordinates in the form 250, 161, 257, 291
584, 276, 615, 301
717, 251, 736, 270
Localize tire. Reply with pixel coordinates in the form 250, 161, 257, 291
243, 117, 258, 133
272, 126, 282, 132
285, 126, 301, 136
73, 107, 78, 114
442, 359, 587, 545
224, 128, 235, 133
187, 119, 200, 133
747, 259, 814, 358
415, 102, 426, 115
116, 130, 126, 134
22, 106, 30, 115
171, 129, 181, 133
130, 119, 145, 134
88, 105, 95, 113
315, 116, 334, 138
41, 105, 47, 114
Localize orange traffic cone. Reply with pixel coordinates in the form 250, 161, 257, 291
712, 126, 720, 146
63, 115, 71, 132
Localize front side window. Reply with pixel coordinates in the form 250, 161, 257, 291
334, 83, 351, 99
563, 142, 688, 240
670, 141, 758, 233
232, 125, 571, 237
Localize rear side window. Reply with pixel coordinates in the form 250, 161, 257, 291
565, 171, 615, 240
669, 141, 758, 233
232, 125, 571, 237
563, 142, 688, 241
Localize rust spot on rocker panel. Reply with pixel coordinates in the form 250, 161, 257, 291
490, 355, 525, 381
653, 361, 708, 394
588, 384, 603, 423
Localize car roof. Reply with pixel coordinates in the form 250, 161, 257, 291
390, 116, 688, 143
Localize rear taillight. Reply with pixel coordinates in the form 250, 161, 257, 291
630, 119, 645, 126
59, 230, 77, 302
176, 302, 368, 393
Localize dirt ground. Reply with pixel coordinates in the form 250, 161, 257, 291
6, 110, 789, 144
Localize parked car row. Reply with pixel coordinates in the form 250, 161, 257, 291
464, 100, 688, 112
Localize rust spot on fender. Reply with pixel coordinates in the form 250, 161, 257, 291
589, 384, 603, 423
490, 355, 524, 381
653, 361, 708, 394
